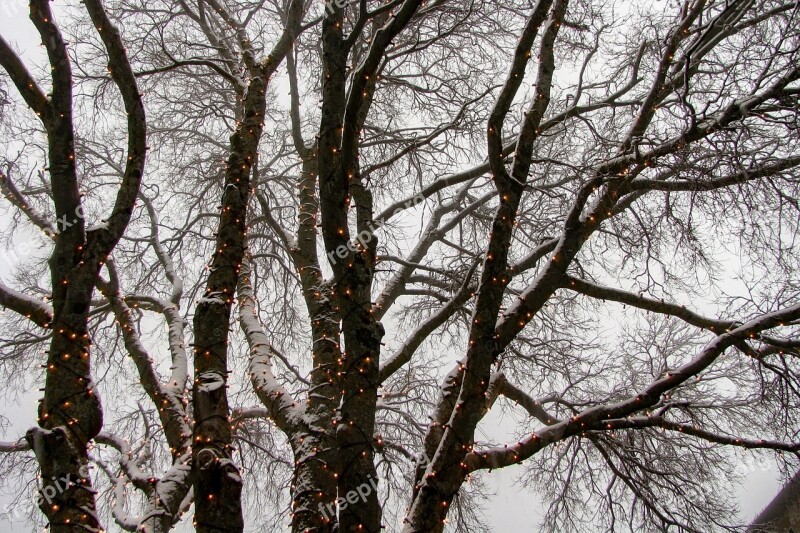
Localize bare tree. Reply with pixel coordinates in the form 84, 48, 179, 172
2, 1, 800, 532
0, 0, 146, 530
1, 0, 303, 531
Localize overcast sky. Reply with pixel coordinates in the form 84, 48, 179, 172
0, 1, 787, 530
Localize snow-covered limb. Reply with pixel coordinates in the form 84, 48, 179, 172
231, 407, 271, 421
628, 155, 800, 192
509, 237, 559, 273
465, 302, 800, 472
95, 434, 193, 532
562, 275, 800, 349
0, 438, 30, 453
63, 28, 201, 528
116, 293, 189, 394
86, 220, 109, 232
0, 281, 53, 328
238, 258, 303, 432
94, 459, 140, 532
139, 193, 184, 306
147, 452, 194, 532
599, 416, 800, 453
94, 432, 153, 491
492, 374, 560, 426
196, 294, 227, 306
161, 302, 189, 396
98, 260, 191, 450
0, 168, 56, 235
563, 274, 733, 331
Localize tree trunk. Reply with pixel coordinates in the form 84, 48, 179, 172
192, 76, 267, 533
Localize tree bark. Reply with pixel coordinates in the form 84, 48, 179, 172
192, 75, 267, 532
0, 0, 148, 530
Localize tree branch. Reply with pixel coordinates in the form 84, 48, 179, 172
0, 281, 53, 328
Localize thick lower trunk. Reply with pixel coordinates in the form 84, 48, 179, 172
336, 298, 384, 533
335, 437, 382, 533
404, 475, 462, 533
26, 426, 101, 533
192, 75, 267, 532
292, 324, 340, 532
192, 331, 244, 533
193, 442, 243, 532
32, 306, 103, 532
291, 432, 339, 532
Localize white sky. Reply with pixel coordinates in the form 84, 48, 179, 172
0, 1, 785, 531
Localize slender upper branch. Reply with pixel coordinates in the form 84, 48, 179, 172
84, 0, 148, 258
0, 36, 50, 119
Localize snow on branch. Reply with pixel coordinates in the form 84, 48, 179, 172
465, 302, 800, 471
238, 257, 303, 432
0, 281, 53, 328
